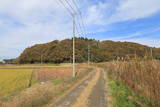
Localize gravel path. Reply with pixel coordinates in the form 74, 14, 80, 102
87, 71, 106, 107
53, 71, 95, 107
52, 68, 107, 107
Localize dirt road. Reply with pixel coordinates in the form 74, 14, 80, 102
52, 68, 107, 107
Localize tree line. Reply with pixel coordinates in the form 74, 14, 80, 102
15, 37, 160, 64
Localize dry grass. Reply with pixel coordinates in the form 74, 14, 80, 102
104, 71, 113, 107
0, 66, 91, 107
0, 82, 64, 107
33, 67, 83, 82
101, 60, 160, 107
0, 69, 32, 96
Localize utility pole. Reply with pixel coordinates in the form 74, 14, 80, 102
41, 54, 43, 64
88, 44, 90, 66
150, 48, 153, 60
72, 13, 76, 78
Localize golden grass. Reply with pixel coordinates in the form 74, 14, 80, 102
0, 69, 32, 96
101, 60, 160, 107
0, 64, 86, 97
0, 64, 70, 69
0, 67, 92, 107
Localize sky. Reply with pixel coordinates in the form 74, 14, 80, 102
0, 0, 160, 61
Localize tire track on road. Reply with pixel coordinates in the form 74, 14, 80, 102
87, 70, 106, 107
71, 68, 101, 107
51, 68, 107, 107
52, 70, 95, 107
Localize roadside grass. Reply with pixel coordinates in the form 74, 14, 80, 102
109, 79, 139, 107
108, 78, 152, 107
99, 60, 160, 107
0, 69, 33, 97
103, 66, 155, 107
52, 79, 64, 85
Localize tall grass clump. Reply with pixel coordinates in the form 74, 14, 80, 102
104, 60, 160, 107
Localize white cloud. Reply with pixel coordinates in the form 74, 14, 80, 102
85, 0, 160, 25
107, 27, 160, 40
86, 2, 109, 25
0, 0, 63, 23
0, 0, 160, 59
0, 22, 72, 57
105, 27, 160, 48
0, 0, 74, 58
109, 0, 160, 23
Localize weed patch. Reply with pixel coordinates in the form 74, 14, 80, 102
109, 80, 139, 107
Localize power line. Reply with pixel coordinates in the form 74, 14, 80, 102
72, 0, 90, 58
56, 0, 90, 75
72, 0, 88, 38
79, 12, 88, 37
59, 0, 84, 37
76, 16, 85, 37
56, 0, 73, 16
71, 0, 90, 65
63, 0, 77, 14
56, 0, 78, 77
61, 0, 85, 37
67, 0, 85, 37
57, 0, 88, 38
75, 22, 82, 36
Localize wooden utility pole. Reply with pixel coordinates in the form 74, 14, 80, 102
41, 54, 43, 64
88, 44, 90, 66
150, 48, 153, 60
72, 13, 76, 78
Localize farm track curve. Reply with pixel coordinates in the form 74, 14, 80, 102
52, 67, 107, 107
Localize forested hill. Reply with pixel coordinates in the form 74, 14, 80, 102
18, 37, 160, 63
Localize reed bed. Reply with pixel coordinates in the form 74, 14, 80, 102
102, 60, 160, 107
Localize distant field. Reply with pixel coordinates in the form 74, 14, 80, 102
0, 64, 71, 69
0, 69, 33, 96
0, 64, 82, 98
0, 64, 73, 97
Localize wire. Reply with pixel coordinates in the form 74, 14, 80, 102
72, 0, 81, 13
63, 0, 85, 37
76, 16, 85, 37
79, 12, 88, 37
56, 0, 73, 17
63, 0, 77, 14
75, 22, 81, 36
56, 0, 87, 38
72, 0, 87, 37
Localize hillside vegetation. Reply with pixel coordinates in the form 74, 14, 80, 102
17, 37, 160, 64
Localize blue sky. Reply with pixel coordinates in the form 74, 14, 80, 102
0, 0, 160, 61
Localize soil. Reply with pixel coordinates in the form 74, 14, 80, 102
52, 68, 107, 107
